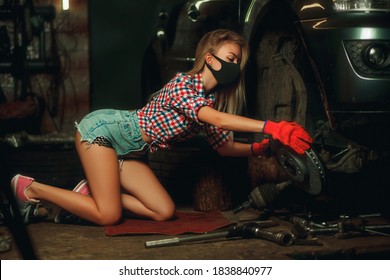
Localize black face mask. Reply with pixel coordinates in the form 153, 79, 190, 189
205, 53, 240, 86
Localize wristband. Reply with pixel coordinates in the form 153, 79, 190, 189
262, 120, 268, 133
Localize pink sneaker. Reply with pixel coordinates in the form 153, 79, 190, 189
10, 174, 40, 224
72, 179, 90, 196
54, 179, 90, 223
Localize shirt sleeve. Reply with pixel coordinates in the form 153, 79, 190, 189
169, 76, 213, 124
203, 124, 232, 150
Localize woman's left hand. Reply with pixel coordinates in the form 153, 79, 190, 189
251, 138, 270, 157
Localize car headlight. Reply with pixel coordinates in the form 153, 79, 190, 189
344, 40, 390, 77
333, 0, 390, 11
364, 43, 390, 69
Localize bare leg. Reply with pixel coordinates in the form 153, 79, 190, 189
119, 159, 175, 221
26, 132, 122, 226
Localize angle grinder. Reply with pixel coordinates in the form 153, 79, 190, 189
233, 139, 326, 213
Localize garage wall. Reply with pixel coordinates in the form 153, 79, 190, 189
89, 0, 160, 111
1, 1, 161, 134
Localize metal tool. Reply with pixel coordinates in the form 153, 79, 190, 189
145, 221, 294, 248
290, 216, 328, 229
295, 217, 390, 237
339, 213, 382, 220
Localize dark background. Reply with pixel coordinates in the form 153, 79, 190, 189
89, 0, 160, 111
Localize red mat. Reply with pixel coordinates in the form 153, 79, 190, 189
104, 211, 233, 236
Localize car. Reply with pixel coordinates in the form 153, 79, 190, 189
143, 0, 390, 177
141, 0, 241, 96
242, 0, 390, 175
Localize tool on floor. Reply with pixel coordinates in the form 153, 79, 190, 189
290, 215, 390, 238
271, 215, 323, 245
145, 221, 294, 248
290, 216, 327, 230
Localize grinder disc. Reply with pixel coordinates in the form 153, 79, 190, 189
270, 139, 326, 195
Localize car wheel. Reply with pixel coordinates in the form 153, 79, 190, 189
246, 25, 325, 186
255, 28, 307, 125
249, 26, 324, 139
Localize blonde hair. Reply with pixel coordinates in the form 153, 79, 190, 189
187, 29, 249, 115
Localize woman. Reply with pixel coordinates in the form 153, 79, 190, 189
11, 29, 312, 225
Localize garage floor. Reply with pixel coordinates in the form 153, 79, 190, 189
1, 141, 390, 260
1, 203, 390, 260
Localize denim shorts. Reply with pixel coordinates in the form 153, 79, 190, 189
75, 109, 148, 158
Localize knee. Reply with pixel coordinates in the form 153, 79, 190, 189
153, 204, 176, 222
97, 212, 122, 226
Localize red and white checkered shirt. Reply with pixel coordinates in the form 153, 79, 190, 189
136, 73, 231, 152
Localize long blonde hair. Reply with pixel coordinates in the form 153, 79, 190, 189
187, 29, 249, 115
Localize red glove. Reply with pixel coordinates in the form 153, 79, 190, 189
251, 138, 270, 157
263, 120, 313, 154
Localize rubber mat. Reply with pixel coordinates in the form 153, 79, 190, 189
104, 211, 233, 236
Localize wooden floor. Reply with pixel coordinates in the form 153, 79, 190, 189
2, 141, 390, 260
1, 204, 390, 260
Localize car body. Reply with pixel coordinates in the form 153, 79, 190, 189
142, 0, 390, 173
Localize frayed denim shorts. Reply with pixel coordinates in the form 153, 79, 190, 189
75, 109, 148, 158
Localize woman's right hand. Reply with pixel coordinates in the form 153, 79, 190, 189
262, 120, 313, 154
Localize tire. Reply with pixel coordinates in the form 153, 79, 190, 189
249, 25, 324, 140
256, 28, 307, 124
246, 24, 325, 187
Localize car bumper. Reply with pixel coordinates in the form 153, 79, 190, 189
300, 12, 390, 113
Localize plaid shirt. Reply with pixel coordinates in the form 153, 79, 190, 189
136, 73, 231, 152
